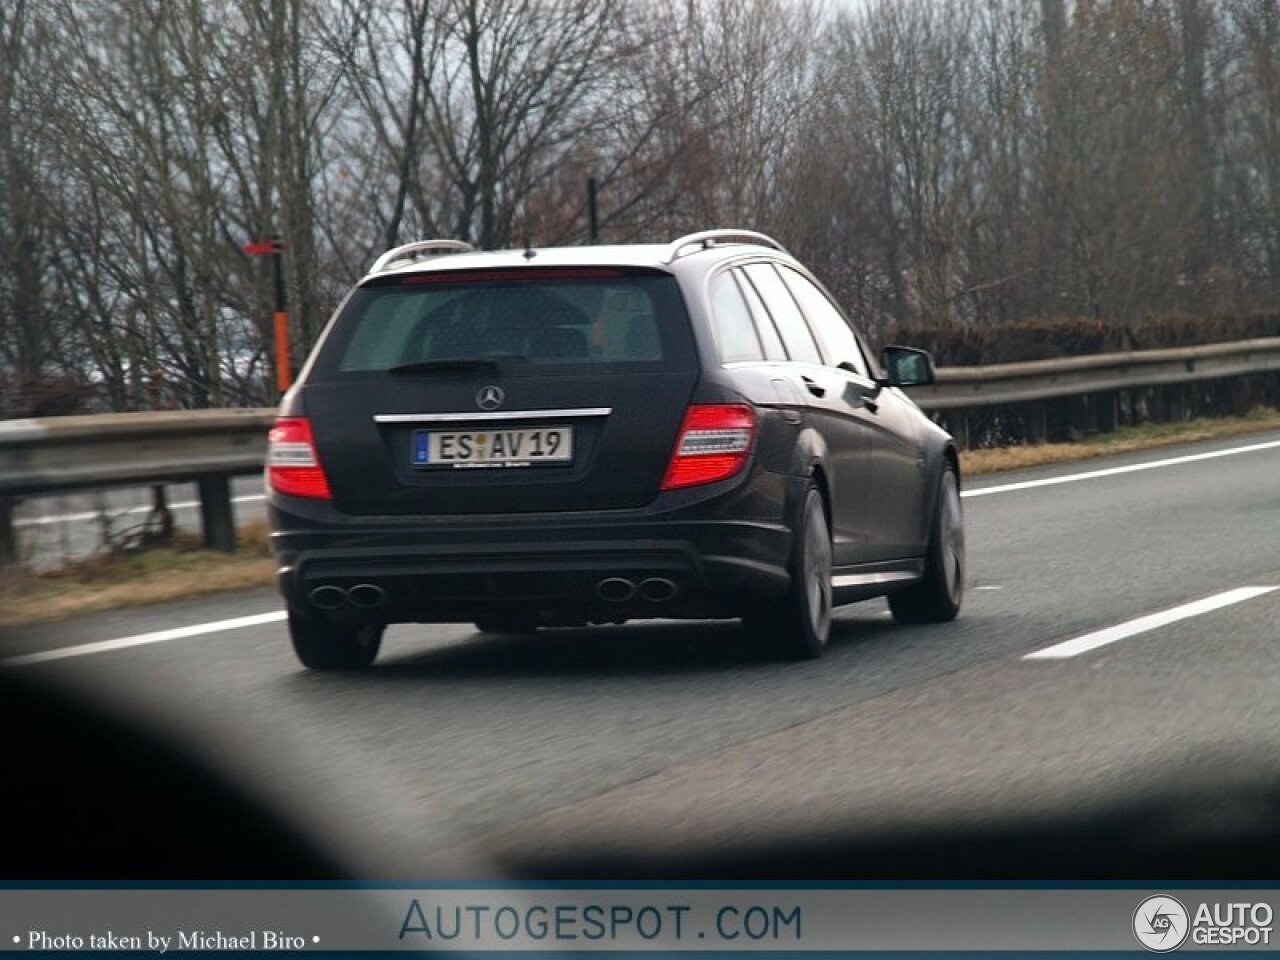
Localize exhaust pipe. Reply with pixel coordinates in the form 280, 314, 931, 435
347, 583, 388, 609
596, 577, 637, 603
638, 577, 679, 603
309, 585, 347, 610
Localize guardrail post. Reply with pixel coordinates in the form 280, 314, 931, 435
147, 484, 175, 543
1096, 391, 1119, 434
951, 410, 970, 450
197, 477, 236, 553
0, 496, 17, 568
1024, 403, 1047, 444
1227, 378, 1251, 415
1064, 396, 1089, 441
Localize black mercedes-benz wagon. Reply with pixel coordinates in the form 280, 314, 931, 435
268, 230, 963, 669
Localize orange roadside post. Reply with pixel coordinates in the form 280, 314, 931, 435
243, 236, 291, 393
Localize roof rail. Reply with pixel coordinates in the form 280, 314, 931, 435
369, 239, 475, 274
664, 229, 788, 264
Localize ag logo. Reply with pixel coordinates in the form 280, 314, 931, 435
476, 385, 505, 411
1133, 895, 1190, 952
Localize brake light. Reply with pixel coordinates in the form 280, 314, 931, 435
267, 417, 332, 500
400, 268, 623, 285
661, 404, 756, 491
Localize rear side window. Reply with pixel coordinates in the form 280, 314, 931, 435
741, 263, 823, 365
319, 271, 692, 375
708, 272, 764, 363
779, 267, 869, 377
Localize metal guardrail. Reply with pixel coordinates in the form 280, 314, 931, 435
0, 338, 1277, 566
905, 336, 1280, 448
0, 408, 275, 564
0, 408, 274, 496
907, 337, 1280, 411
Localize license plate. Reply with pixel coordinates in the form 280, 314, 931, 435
411, 426, 573, 469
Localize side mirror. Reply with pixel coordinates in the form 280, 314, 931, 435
880, 346, 936, 387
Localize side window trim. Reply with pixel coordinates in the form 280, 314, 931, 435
769, 263, 826, 361
707, 267, 766, 364
733, 266, 790, 362
777, 264, 874, 381
855, 332, 880, 381
743, 262, 824, 365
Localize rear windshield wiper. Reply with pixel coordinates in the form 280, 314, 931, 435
387, 355, 529, 375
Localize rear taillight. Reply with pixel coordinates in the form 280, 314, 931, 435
661, 404, 756, 491
267, 417, 332, 500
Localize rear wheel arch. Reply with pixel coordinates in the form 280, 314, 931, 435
786, 424, 828, 524
789, 424, 827, 477
807, 464, 833, 538
919, 443, 960, 530
745, 478, 832, 660
943, 444, 961, 490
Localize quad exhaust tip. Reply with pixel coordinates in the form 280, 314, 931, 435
596, 577, 637, 603
308, 583, 388, 610
348, 583, 388, 609
639, 577, 679, 603
596, 577, 680, 603
309, 585, 347, 610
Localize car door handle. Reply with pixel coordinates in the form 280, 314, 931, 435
801, 376, 825, 398
854, 382, 881, 413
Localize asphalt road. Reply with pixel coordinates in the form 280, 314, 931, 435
3, 431, 1279, 878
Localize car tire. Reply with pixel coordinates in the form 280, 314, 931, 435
287, 609, 383, 671
473, 615, 538, 635
889, 464, 964, 624
745, 483, 832, 660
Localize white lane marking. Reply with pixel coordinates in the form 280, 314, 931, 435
1, 611, 287, 667
1024, 586, 1278, 660
963, 439, 1280, 498
16, 494, 266, 528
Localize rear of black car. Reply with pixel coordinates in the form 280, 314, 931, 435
268, 263, 802, 664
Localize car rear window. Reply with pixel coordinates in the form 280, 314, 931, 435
316, 270, 694, 376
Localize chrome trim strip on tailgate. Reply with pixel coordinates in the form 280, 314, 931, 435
374, 407, 612, 424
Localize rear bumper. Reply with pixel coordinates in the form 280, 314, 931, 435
270, 504, 794, 625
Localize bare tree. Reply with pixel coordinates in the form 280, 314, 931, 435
1224, 0, 1280, 303
417, 0, 623, 248
8, 0, 1280, 420
0, 1, 61, 412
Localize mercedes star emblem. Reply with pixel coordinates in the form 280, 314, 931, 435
476, 385, 505, 411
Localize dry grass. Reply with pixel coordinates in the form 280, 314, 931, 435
960, 406, 1280, 476
0, 521, 276, 628
2, 406, 1277, 628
